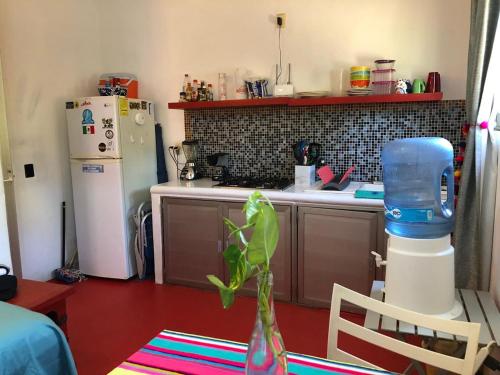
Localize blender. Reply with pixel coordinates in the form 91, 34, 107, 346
180, 140, 201, 180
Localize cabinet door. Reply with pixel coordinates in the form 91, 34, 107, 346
297, 207, 378, 308
225, 203, 292, 302
162, 198, 224, 289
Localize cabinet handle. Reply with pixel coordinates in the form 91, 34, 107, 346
217, 240, 222, 253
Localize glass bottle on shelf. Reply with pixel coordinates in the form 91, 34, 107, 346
192, 79, 199, 101
185, 82, 193, 102
182, 73, 190, 92
207, 84, 214, 101
199, 81, 207, 101
218, 73, 227, 101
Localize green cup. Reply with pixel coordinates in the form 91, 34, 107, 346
413, 79, 426, 94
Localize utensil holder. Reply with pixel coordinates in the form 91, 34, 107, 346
295, 165, 316, 186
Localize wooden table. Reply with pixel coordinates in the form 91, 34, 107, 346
109, 330, 393, 375
8, 279, 75, 337
364, 281, 500, 345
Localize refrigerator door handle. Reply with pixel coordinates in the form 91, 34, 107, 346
71, 157, 123, 161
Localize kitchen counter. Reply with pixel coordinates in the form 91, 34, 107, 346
151, 178, 384, 284
150, 178, 384, 208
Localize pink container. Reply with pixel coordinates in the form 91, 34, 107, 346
373, 81, 395, 95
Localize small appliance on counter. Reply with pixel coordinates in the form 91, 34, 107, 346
207, 153, 229, 181
180, 140, 201, 180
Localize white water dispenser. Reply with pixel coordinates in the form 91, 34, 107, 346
377, 137, 463, 318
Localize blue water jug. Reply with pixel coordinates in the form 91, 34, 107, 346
382, 137, 454, 239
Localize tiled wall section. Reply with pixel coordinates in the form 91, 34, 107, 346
184, 100, 465, 182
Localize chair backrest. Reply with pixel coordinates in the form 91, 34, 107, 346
328, 284, 481, 375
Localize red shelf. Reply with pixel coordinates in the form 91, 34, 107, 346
167, 92, 443, 110
168, 97, 290, 109
289, 92, 443, 106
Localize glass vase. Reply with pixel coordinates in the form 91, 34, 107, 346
245, 271, 288, 375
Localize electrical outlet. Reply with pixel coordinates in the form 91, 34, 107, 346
276, 13, 286, 28
169, 145, 181, 155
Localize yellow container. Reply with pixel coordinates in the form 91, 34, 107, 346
351, 66, 370, 72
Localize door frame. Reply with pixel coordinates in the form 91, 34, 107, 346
0, 56, 22, 276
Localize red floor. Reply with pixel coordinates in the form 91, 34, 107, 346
66, 277, 413, 374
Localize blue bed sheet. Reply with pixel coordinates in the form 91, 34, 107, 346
0, 301, 77, 375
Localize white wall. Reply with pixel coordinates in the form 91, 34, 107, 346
0, 0, 103, 280
0, 0, 471, 280
96, 0, 470, 181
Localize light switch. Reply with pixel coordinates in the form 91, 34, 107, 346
24, 164, 35, 178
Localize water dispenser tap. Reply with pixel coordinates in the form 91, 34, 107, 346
371, 251, 387, 268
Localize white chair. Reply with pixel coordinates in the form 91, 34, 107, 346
328, 283, 490, 375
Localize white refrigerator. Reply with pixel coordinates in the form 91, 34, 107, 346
66, 96, 156, 279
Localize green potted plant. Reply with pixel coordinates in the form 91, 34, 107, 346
207, 191, 288, 374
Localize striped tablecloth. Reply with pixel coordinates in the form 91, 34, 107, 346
109, 330, 391, 375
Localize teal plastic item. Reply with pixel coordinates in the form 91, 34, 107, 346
382, 137, 454, 239
354, 190, 384, 199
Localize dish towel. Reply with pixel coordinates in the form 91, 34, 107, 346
155, 123, 168, 183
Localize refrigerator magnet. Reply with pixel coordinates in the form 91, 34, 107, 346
102, 118, 113, 128
119, 97, 129, 116
82, 109, 95, 125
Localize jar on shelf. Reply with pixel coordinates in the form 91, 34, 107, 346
218, 73, 227, 101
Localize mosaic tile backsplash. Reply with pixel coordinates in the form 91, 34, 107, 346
184, 100, 465, 182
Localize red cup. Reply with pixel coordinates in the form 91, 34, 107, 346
425, 72, 441, 93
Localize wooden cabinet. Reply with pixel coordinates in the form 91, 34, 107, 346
162, 199, 224, 289
225, 203, 293, 301
162, 196, 383, 310
297, 207, 379, 308
162, 198, 293, 301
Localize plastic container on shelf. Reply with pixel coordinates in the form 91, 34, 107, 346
374, 59, 395, 70
372, 69, 395, 82
372, 81, 395, 95
98, 73, 138, 98
381, 137, 455, 239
